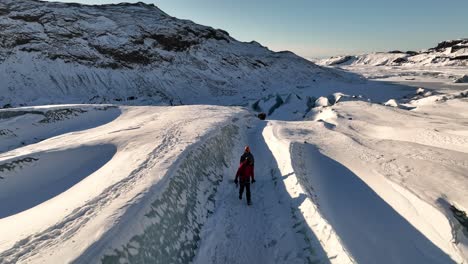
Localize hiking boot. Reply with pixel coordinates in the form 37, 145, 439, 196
247, 201, 252, 206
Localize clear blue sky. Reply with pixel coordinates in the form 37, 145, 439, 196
47, 0, 468, 58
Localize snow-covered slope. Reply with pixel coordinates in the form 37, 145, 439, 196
262, 92, 468, 263
318, 39, 468, 67
0, 104, 250, 263
0, 0, 374, 108
2, 94, 468, 263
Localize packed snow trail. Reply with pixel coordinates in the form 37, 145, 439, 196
193, 121, 329, 264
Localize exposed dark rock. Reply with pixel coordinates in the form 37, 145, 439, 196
405, 51, 418, 55
257, 112, 266, 120
388, 50, 404, 54
431, 56, 448, 63
251, 100, 261, 112
9, 13, 45, 23
329, 56, 354, 65
454, 75, 468, 83
450, 55, 468, 61
200, 28, 229, 42
92, 45, 151, 65
114, 2, 157, 8
147, 33, 198, 52
251, 59, 268, 68
268, 94, 284, 115
433, 39, 467, 51
0, 6, 9, 16
306, 96, 316, 109
392, 57, 408, 64
0, 110, 43, 119
255, 59, 267, 67
450, 205, 468, 233
450, 45, 468, 53
39, 109, 87, 123
0, 157, 39, 173
13, 36, 36, 46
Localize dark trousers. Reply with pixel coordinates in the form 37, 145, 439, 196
239, 181, 251, 202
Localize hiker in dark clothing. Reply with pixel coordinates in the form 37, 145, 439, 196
240, 146, 254, 166
234, 156, 255, 205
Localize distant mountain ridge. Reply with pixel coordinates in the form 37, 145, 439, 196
0, 0, 354, 108
318, 39, 468, 67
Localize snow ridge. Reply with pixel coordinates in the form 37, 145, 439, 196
318, 39, 468, 67
92, 125, 240, 264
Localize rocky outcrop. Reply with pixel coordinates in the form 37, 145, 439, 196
454, 75, 468, 83
432, 39, 468, 51
0, 0, 232, 68
318, 38, 468, 67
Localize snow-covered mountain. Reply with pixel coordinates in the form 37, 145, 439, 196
0, 0, 368, 108
318, 39, 468, 67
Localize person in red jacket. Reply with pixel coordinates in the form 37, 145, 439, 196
234, 156, 255, 205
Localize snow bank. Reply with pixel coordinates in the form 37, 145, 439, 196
305, 107, 338, 125
0, 144, 116, 219
263, 123, 354, 263
0, 105, 249, 263
263, 98, 468, 262
79, 125, 242, 263
314, 96, 330, 107
328, 92, 344, 105
383, 99, 398, 107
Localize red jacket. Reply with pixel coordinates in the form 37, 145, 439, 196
235, 160, 255, 182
